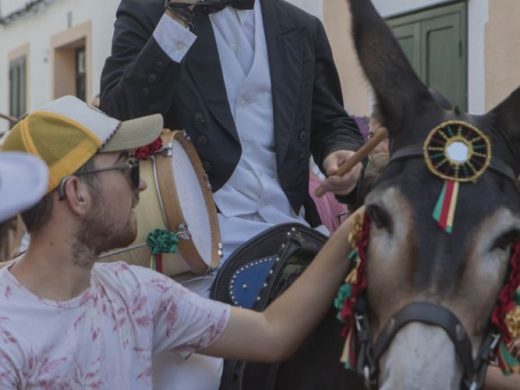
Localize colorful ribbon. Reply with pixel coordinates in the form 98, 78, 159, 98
146, 229, 179, 274
433, 180, 460, 233
133, 137, 163, 160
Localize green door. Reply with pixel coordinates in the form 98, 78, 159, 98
387, 3, 468, 111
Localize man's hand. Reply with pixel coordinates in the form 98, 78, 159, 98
319, 150, 362, 196
164, 0, 201, 27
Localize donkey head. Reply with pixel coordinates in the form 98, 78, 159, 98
347, 0, 520, 388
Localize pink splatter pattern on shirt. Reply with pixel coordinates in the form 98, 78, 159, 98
0, 262, 230, 389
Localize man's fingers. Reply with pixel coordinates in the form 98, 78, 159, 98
322, 174, 357, 195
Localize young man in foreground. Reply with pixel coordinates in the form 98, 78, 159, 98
0, 96, 358, 388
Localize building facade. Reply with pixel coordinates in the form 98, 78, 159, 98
1, 0, 519, 133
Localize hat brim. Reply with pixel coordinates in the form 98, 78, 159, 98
101, 114, 164, 153
0, 152, 49, 223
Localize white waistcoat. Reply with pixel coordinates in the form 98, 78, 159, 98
211, 3, 308, 260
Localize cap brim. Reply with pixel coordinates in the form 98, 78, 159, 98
101, 114, 164, 152
0, 152, 49, 223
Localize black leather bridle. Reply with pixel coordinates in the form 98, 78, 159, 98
351, 141, 518, 390
353, 298, 501, 390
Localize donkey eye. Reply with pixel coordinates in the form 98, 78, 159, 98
491, 229, 520, 251
366, 204, 391, 230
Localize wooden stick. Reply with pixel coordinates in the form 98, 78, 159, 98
314, 127, 388, 198
0, 113, 19, 123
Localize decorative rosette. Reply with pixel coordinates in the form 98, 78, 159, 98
424, 121, 491, 182
423, 121, 492, 233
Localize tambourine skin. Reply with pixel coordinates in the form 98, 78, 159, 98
156, 130, 221, 274
99, 130, 222, 277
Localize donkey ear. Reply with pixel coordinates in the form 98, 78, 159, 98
485, 87, 520, 172
347, 0, 433, 135
487, 87, 520, 145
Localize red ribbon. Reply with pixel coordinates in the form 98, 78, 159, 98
490, 242, 520, 344
155, 254, 163, 274
133, 137, 163, 160
340, 215, 371, 334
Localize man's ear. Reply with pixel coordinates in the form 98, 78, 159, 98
62, 177, 90, 215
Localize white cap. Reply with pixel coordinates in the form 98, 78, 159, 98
0, 152, 49, 223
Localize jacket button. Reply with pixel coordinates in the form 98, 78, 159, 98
194, 113, 206, 126
202, 160, 212, 172
153, 61, 164, 72
142, 88, 150, 98
197, 135, 208, 146
298, 151, 306, 162
299, 130, 306, 142
148, 74, 158, 84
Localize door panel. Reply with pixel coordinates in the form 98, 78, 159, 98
393, 23, 421, 73
387, 3, 467, 110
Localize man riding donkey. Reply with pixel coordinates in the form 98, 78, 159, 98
0, 96, 362, 388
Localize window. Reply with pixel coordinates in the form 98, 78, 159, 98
75, 47, 86, 101
9, 56, 26, 119
387, 2, 468, 110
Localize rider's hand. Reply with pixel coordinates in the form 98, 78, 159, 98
164, 0, 201, 28
320, 150, 362, 196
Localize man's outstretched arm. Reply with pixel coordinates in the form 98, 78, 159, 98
201, 208, 363, 362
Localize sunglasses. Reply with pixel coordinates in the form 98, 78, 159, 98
58, 158, 140, 199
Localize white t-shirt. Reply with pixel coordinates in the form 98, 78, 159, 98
0, 262, 231, 389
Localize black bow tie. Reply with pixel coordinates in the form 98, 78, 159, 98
196, 0, 255, 14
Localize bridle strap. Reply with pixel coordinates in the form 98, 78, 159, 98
372, 302, 476, 379
389, 144, 517, 183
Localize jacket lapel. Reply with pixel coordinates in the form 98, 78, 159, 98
186, 15, 239, 142
261, 0, 302, 164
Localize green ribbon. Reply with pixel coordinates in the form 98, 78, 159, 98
347, 250, 358, 265
335, 284, 353, 311
498, 341, 520, 375
146, 229, 180, 273
146, 229, 179, 255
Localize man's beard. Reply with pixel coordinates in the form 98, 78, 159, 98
72, 194, 137, 268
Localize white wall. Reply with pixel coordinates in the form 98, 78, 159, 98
1, 0, 37, 17
0, 0, 120, 132
467, 0, 488, 114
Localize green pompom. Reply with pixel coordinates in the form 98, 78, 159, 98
147, 229, 179, 255
335, 283, 353, 310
